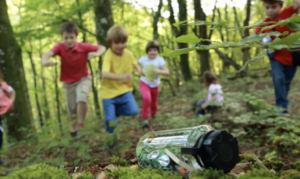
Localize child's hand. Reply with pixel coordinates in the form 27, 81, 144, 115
42, 60, 56, 67
294, 0, 300, 10
122, 74, 132, 82
152, 68, 161, 74
87, 52, 97, 60
139, 71, 145, 76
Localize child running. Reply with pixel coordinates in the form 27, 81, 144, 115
0, 70, 15, 165
138, 41, 169, 128
195, 71, 223, 116
101, 25, 143, 148
255, 0, 300, 116
41, 22, 106, 138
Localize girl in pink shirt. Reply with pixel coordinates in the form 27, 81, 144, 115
195, 71, 223, 116
0, 70, 15, 165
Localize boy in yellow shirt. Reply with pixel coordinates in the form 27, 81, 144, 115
101, 25, 143, 148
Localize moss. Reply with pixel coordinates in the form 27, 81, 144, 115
239, 154, 255, 163
105, 167, 182, 179
85, 158, 101, 167
263, 160, 285, 172
107, 156, 129, 167
239, 169, 277, 179
191, 168, 234, 179
5, 163, 68, 179
280, 170, 300, 179
77, 172, 94, 179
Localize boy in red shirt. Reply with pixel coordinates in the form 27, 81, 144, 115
255, 0, 300, 116
41, 22, 106, 138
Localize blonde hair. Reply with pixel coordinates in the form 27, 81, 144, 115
203, 71, 218, 87
106, 25, 128, 46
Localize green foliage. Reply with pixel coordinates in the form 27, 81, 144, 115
191, 168, 234, 179
105, 167, 182, 179
5, 163, 68, 179
280, 170, 300, 179
85, 158, 101, 167
263, 160, 285, 172
77, 172, 94, 179
145, 64, 158, 82
239, 169, 276, 179
108, 156, 129, 167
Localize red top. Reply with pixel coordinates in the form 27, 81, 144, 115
255, 5, 298, 65
51, 42, 99, 83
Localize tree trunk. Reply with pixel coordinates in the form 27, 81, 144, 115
27, 51, 44, 127
94, 0, 114, 74
77, 0, 101, 119
153, 0, 163, 40
0, 0, 36, 142
193, 0, 210, 74
242, 0, 252, 65
167, 0, 192, 81
54, 64, 63, 136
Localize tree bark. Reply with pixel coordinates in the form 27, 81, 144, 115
0, 0, 36, 142
54, 64, 63, 136
168, 0, 192, 81
153, 0, 163, 40
28, 51, 44, 127
77, 0, 101, 119
193, 0, 210, 74
242, 0, 252, 65
94, 0, 114, 74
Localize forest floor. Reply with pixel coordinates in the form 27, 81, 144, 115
1, 71, 300, 178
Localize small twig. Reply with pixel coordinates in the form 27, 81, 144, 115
253, 154, 268, 170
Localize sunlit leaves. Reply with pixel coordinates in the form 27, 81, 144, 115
174, 35, 201, 43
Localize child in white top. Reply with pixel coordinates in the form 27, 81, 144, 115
138, 41, 169, 128
196, 71, 223, 116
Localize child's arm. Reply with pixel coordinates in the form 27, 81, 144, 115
134, 64, 145, 76
9, 90, 15, 104
41, 51, 56, 67
201, 95, 217, 109
102, 72, 132, 82
152, 65, 170, 76
88, 45, 106, 60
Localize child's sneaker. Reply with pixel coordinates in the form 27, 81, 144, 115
277, 110, 290, 117
78, 124, 84, 129
70, 131, 78, 138
142, 119, 149, 128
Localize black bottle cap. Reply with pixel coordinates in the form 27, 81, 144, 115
181, 130, 240, 173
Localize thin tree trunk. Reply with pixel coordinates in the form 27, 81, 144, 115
242, 0, 252, 65
77, 0, 101, 119
54, 64, 63, 136
27, 51, 44, 127
153, 0, 163, 40
193, 0, 210, 74
94, 0, 114, 75
167, 0, 192, 81
0, 0, 36, 142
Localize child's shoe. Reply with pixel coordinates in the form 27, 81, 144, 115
277, 110, 290, 117
78, 124, 84, 129
142, 119, 149, 128
70, 130, 78, 138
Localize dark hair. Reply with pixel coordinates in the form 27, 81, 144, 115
146, 40, 160, 53
262, 0, 283, 5
60, 22, 79, 36
106, 25, 128, 45
203, 71, 217, 87
0, 69, 3, 84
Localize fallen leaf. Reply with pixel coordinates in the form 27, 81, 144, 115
105, 164, 117, 171
130, 165, 139, 171
230, 163, 252, 174
130, 158, 137, 163
72, 173, 81, 179
95, 172, 107, 179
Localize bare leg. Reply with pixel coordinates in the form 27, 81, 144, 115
77, 101, 87, 125
69, 113, 78, 132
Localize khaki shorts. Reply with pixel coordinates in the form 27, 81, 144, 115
63, 76, 92, 114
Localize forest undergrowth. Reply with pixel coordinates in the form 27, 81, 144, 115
1, 71, 300, 178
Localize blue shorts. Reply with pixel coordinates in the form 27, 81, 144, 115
103, 92, 139, 133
